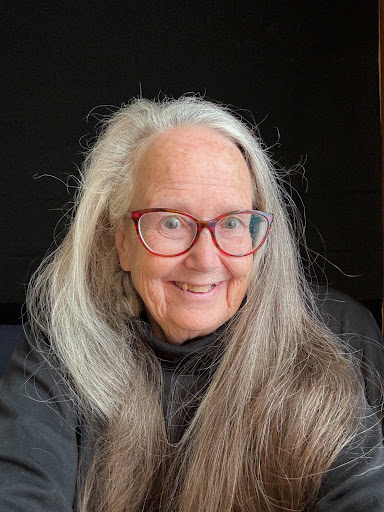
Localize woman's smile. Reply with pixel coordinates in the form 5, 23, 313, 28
173, 281, 220, 293
171, 279, 225, 299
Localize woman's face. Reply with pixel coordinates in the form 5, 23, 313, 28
116, 126, 254, 344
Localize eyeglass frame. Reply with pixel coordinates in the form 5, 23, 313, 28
125, 208, 273, 257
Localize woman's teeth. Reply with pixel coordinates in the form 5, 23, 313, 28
175, 282, 216, 293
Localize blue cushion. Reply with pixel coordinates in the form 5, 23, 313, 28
0, 325, 24, 377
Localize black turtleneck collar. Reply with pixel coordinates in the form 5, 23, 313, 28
136, 315, 228, 366
134, 314, 231, 442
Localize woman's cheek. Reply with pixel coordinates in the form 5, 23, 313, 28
226, 263, 252, 306
131, 266, 167, 317
227, 278, 247, 308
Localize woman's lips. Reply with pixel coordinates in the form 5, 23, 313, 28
174, 281, 218, 293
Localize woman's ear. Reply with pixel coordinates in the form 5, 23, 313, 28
115, 223, 131, 271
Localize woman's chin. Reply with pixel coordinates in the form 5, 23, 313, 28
156, 315, 227, 345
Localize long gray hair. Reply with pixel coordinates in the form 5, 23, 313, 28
27, 96, 363, 511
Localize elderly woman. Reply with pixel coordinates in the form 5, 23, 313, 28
0, 96, 383, 512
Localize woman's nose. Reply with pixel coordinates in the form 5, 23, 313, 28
183, 228, 221, 272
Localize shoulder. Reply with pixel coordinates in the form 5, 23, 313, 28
314, 287, 384, 409
0, 323, 81, 510
0, 321, 78, 431
314, 286, 383, 365
314, 286, 382, 341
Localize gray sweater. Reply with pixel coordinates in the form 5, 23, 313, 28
0, 288, 384, 511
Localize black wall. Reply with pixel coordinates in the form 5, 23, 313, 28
1, 1, 382, 323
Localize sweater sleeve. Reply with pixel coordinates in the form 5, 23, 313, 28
316, 401, 384, 511
0, 325, 79, 511
315, 288, 384, 511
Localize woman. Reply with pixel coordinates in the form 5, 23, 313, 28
0, 96, 383, 512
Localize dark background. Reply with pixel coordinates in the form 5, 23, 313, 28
1, 1, 382, 325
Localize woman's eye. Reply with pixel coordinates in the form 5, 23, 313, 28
163, 216, 180, 230
223, 217, 240, 229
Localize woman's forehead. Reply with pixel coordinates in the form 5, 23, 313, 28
131, 126, 253, 211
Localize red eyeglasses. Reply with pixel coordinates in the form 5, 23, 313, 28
127, 208, 273, 257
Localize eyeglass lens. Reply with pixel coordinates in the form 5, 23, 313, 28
138, 211, 268, 256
